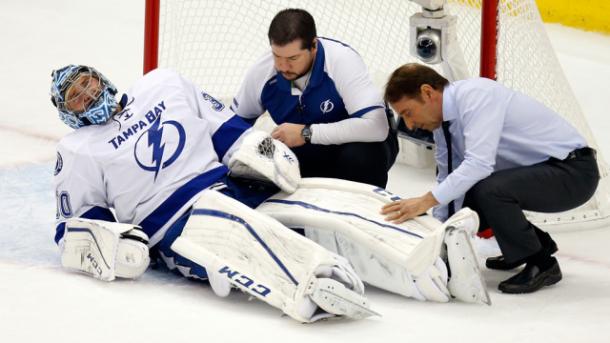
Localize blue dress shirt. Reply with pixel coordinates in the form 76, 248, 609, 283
432, 78, 587, 221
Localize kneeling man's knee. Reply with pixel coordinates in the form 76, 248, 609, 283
468, 177, 507, 206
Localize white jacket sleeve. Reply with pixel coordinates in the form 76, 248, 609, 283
311, 108, 388, 145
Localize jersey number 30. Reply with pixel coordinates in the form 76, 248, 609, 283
56, 191, 73, 218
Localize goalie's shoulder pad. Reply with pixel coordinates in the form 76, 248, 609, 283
61, 218, 150, 281
228, 130, 300, 193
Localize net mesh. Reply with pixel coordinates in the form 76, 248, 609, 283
155, 0, 610, 230
156, 1, 588, 141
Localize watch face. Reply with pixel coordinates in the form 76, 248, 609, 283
302, 126, 312, 142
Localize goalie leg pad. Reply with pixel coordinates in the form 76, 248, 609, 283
257, 178, 448, 302
442, 206, 480, 237
412, 257, 451, 303
169, 190, 376, 322
61, 218, 150, 281
304, 225, 451, 302
443, 209, 491, 305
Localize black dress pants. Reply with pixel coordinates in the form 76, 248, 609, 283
290, 131, 399, 188
463, 148, 599, 263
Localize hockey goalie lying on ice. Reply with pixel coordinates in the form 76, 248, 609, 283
50, 65, 490, 324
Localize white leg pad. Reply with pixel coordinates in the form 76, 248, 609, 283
170, 190, 377, 322
443, 208, 492, 305
60, 218, 150, 281
412, 257, 451, 302
257, 178, 450, 302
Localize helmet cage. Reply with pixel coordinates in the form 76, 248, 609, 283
50, 65, 118, 129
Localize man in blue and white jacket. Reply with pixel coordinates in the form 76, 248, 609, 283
232, 8, 398, 188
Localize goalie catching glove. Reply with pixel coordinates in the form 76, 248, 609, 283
228, 130, 300, 193
60, 218, 150, 281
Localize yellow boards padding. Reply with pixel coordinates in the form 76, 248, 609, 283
536, 0, 610, 34
448, 0, 610, 34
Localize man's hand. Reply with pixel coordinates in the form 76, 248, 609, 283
380, 192, 439, 223
271, 123, 306, 147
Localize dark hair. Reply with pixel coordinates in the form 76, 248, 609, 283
268, 8, 317, 50
384, 63, 449, 103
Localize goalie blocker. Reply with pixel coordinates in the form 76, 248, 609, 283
60, 218, 150, 281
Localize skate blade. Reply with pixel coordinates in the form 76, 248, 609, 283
308, 278, 381, 319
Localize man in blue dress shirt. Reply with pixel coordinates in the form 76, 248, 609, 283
232, 8, 398, 188
380, 63, 599, 294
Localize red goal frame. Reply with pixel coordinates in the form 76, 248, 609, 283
143, 0, 499, 79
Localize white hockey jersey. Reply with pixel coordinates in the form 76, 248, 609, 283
54, 69, 251, 246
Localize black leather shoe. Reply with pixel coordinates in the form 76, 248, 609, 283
498, 257, 562, 294
486, 238, 558, 270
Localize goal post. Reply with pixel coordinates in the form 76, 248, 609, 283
143, 0, 160, 74
480, 0, 498, 79
143, 0, 610, 231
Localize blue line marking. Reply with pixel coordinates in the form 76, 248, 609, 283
263, 199, 424, 239
66, 227, 112, 269
191, 208, 299, 285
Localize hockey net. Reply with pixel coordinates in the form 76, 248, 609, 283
145, 0, 610, 231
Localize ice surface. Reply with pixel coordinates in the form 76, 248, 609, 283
1, 1, 609, 342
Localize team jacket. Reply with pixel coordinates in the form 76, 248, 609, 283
231, 37, 388, 145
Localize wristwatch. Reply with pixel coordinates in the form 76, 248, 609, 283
301, 124, 312, 144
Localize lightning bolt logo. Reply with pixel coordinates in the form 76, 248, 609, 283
147, 117, 165, 180
134, 117, 186, 181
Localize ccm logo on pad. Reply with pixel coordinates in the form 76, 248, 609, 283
218, 266, 271, 297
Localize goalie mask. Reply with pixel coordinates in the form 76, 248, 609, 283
50, 65, 118, 129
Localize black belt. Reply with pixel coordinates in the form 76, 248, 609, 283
565, 147, 596, 160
